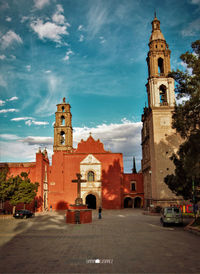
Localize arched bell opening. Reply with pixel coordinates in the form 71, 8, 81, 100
158, 57, 164, 75
159, 84, 168, 105
60, 131, 65, 145
61, 116, 65, 126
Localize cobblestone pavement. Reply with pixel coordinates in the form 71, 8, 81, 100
0, 209, 200, 273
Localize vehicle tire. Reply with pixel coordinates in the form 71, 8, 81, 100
163, 222, 166, 227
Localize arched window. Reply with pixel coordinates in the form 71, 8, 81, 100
61, 116, 65, 126
158, 57, 164, 74
60, 131, 65, 145
159, 85, 167, 105
62, 106, 65, 112
87, 171, 95, 182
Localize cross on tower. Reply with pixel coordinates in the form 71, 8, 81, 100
72, 173, 87, 205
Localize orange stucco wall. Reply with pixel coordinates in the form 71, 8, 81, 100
123, 173, 144, 206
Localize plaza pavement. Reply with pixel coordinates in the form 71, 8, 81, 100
0, 209, 200, 273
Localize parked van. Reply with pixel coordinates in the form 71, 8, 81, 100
160, 207, 183, 226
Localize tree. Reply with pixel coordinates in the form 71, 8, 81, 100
169, 40, 200, 138
0, 169, 39, 213
164, 132, 200, 202
164, 40, 200, 202
16, 172, 39, 209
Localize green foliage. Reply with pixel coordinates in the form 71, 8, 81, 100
164, 132, 200, 201
169, 40, 200, 139
0, 170, 39, 206
165, 40, 200, 201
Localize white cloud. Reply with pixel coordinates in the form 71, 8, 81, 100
87, 2, 109, 37
20, 16, 29, 23
32, 121, 49, 126
25, 120, 32, 126
45, 70, 51, 73
100, 36, 106, 44
21, 136, 53, 145
26, 65, 31, 71
180, 61, 193, 75
7, 96, 18, 101
0, 75, 7, 87
0, 134, 20, 140
63, 49, 73, 61
63, 55, 69, 61
79, 34, 84, 42
0, 55, 6, 60
10, 55, 16, 59
35, 74, 64, 116
78, 25, 83, 31
6, 17, 12, 22
11, 117, 33, 121
1, 30, 23, 49
181, 18, 200, 36
175, 94, 190, 105
0, 100, 5, 106
24, 119, 49, 126
0, 109, 19, 113
34, 0, 50, 10
52, 4, 68, 26
30, 19, 69, 44
0, 140, 49, 162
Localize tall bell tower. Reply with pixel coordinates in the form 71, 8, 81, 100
141, 14, 182, 208
53, 97, 73, 151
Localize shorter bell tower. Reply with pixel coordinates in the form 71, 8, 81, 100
53, 97, 73, 152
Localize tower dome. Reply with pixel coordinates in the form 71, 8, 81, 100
149, 15, 165, 43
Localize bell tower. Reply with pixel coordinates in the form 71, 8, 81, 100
141, 14, 182, 208
146, 14, 175, 108
53, 97, 73, 152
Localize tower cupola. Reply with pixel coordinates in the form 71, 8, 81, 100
149, 13, 166, 43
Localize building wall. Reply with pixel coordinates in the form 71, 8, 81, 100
0, 150, 49, 212
123, 173, 144, 207
48, 151, 124, 210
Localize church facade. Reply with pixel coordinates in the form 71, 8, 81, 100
141, 15, 183, 208
0, 98, 143, 212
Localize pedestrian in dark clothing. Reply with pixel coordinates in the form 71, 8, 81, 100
98, 207, 102, 219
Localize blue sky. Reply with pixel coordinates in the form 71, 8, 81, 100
0, 0, 200, 172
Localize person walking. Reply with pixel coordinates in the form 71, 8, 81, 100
98, 206, 102, 219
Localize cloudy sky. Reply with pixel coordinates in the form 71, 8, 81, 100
0, 0, 200, 172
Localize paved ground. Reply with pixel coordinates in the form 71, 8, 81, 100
0, 209, 199, 273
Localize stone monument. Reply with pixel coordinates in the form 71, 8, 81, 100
66, 173, 92, 224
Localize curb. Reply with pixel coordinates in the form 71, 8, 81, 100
0, 215, 13, 219
184, 219, 200, 236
